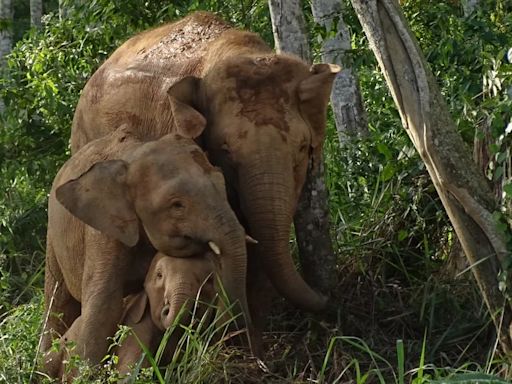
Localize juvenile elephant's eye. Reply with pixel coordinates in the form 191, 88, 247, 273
171, 201, 185, 210
156, 271, 163, 279
168, 199, 186, 215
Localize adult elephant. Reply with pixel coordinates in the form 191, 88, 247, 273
71, 12, 339, 340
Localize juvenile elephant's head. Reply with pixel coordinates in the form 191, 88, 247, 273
55, 133, 252, 346
166, 55, 340, 311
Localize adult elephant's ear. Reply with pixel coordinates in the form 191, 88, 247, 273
167, 76, 206, 139
56, 160, 139, 247
298, 63, 341, 169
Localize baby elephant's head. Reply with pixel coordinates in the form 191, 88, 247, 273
144, 252, 216, 330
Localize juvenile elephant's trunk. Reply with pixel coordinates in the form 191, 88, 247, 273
239, 152, 327, 312
209, 209, 254, 351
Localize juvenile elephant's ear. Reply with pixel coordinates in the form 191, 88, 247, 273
298, 63, 341, 169
56, 160, 139, 247
124, 291, 149, 324
167, 76, 206, 139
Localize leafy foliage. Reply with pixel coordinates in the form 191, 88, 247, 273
0, 297, 43, 383
403, 0, 512, 210
1, 0, 146, 308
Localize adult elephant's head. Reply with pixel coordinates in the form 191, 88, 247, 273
168, 55, 340, 311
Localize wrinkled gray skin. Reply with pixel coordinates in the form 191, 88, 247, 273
70, 12, 339, 353
42, 126, 251, 368
44, 252, 216, 381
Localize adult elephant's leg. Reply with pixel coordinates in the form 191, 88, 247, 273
41, 241, 80, 354
77, 231, 128, 364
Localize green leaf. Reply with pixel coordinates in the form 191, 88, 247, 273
496, 151, 507, 163
493, 166, 504, 181
489, 143, 500, 155
504, 183, 512, 196
398, 230, 408, 242
380, 163, 395, 182
431, 372, 510, 383
377, 142, 392, 160
396, 339, 404, 384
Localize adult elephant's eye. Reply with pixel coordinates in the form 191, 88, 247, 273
156, 271, 163, 279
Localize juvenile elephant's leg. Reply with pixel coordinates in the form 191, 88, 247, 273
77, 232, 128, 364
41, 241, 80, 354
44, 316, 83, 381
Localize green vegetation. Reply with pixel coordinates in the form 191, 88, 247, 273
1, 0, 511, 382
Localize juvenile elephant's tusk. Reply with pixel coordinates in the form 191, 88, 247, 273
245, 235, 258, 244
208, 241, 221, 255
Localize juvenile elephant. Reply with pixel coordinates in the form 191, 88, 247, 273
43, 125, 251, 366
44, 252, 216, 381
70, 12, 339, 345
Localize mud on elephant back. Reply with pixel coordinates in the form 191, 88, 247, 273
69, 11, 340, 350
41, 125, 252, 376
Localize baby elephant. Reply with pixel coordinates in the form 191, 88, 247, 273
44, 252, 216, 381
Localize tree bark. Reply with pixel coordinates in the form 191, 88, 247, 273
30, 0, 43, 28
268, 0, 311, 63
0, 0, 13, 114
268, 0, 337, 294
58, 0, 69, 20
311, 0, 368, 143
350, 0, 512, 352
462, 0, 479, 17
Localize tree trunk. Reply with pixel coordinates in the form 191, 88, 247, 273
0, 0, 13, 114
30, 0, 43, 28
268, 0, 337, 295
452, 0, 494, 277
268, 0, 311, 63
311, 0, 368, 143
350, 0, 512, 352
462, 0, 479, 17
58, 0, 69, 20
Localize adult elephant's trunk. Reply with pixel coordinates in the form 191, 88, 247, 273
239, 152, 327, 312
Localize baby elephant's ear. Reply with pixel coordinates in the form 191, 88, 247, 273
124, 291, 149, 324
55, 160, 139, 247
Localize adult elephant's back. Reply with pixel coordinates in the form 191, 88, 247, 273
70, 12, 231, 153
